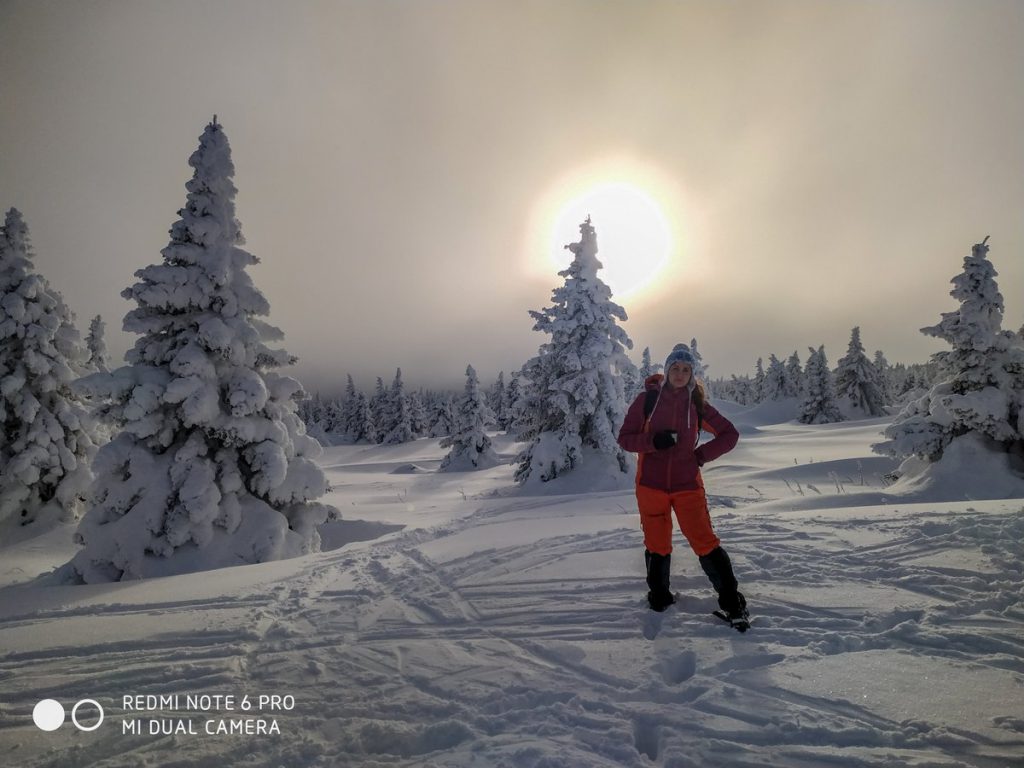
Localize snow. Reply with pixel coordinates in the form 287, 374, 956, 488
1, 412, 1023, 767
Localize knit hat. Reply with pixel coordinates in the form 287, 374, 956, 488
664, 343, 697, 374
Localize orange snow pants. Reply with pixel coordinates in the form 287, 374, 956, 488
636, 481, 720, 558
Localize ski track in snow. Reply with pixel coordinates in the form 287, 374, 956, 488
1, 430, 1023, 767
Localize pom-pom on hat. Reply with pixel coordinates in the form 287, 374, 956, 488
664, 343, 697, 374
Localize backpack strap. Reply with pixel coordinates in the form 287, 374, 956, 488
642, 388, 660, 430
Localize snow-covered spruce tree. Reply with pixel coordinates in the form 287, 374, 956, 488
68, 120, 336, 583
86, 315, 109, 373
380, 368, 414, 444
798, 345, 843, 424
834, 327, 887, 417
339, 374, 367, 441
875, 238, 1024, 463
784, 351, 804, 398
515, 217, 633, 485
638, 346, 659, 382
369, 376, 387, 443
873, 350, 895, 404
487, 372, 506, 429
440, 365, 499, 471
428, 394, 455, 438
689, 337, 709, 395
408, 390, 428, 437
501, 373, 524, 434
762, 354, 787, 401
357, 391, 376, 444
752, 357, 766, 404
0, 208, 98, 538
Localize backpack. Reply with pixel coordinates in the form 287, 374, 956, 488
642, 387, 704, 442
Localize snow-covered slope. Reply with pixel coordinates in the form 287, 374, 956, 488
1, 418, 1022, 767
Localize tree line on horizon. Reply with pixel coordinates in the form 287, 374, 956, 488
2, 119, 1022, 582
301, 328, 947, 449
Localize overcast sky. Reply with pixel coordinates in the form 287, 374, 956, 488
2, 0, 1022, 394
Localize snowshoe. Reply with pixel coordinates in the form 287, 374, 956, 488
712, 606, 751, 633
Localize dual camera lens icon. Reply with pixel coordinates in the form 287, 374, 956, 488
33, 699, 104, 732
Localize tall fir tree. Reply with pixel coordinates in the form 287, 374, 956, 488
0, 208, 98, 538
440, 365, 499, 471
68, 120, 335, 582
798, 346, 843, 424
834, 327, 887, 417
875, 238, 1023, 461
515, 217, 633, 485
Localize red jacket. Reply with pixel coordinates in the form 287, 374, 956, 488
617, 374, 739, 492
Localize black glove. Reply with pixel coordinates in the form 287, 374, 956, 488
652, 430, 677, 450
695, 446, 707, 466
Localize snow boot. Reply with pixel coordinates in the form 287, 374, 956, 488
698, 546, 747, 620
645, 550, 675, 612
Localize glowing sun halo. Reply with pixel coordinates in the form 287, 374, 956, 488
546, 181, 674, 301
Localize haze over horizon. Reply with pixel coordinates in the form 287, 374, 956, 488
2, 0, 1022, 395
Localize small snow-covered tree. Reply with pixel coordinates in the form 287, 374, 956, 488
515, 217, 633, 485
369, 377, 387, 443
0, 208, 98, 537
440, 365, 499, 471
68, 120, 336, 583
875, 238, 1023, 461
86, 315, 110, 373
726, 374, 752, 405
408, 390, 428, 437
752, 357, 766, 403
762, 354, 787, 401
638, 346, 660, 381
873, 350, 895, 404
798, 346, 843, 424
834, 327, 887, 417
380, 368, 414, 444
357, 391, 376, 444
501, 373, 524, 434
487, 372, 506, 429
784, 351, 804, 397
689, 338, 713, 397
339, 375, 367, 441
429, 394, 455, 438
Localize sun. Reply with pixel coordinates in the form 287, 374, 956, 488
527, 160, 685, 303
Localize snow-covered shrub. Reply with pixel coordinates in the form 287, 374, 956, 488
67, 119, 336, 582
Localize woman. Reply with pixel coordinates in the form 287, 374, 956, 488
617, 343, 747, 626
